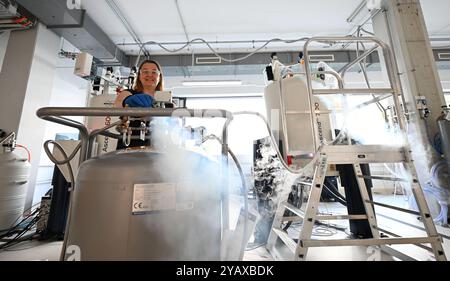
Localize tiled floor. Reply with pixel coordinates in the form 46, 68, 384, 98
1, 194, 449, 261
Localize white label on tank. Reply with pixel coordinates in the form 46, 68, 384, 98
132, 183, 176, 214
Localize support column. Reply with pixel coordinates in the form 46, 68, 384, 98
0, 31, 11, 71
0, 23, 60, 211
372, 0, 446, 187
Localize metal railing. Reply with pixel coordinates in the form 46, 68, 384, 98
36, 107, 233, 163
302, 36, 406, 151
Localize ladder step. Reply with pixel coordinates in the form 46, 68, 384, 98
282, 202, 305, 218
322, 145, 405, 164
367, 200, 421, 216
282, 214, 367, 222
358, 175, 408, 182
313, 88, 395, 95
375, 227, 434, 252
380, 245, 418, 261
298, 181, 313, 186
272, 228, 297, 253
283, 216, 303, 222
302, 236, 441, 248
316, 214, 368, 220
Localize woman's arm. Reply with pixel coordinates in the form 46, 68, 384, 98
114, 90, 133, 108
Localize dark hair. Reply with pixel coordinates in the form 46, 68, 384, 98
133, 59, 164, 92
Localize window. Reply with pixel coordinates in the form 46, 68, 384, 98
185, 96, 268, 156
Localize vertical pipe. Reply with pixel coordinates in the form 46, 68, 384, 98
302, 39, 319, 151
378, 40, 407, 132
382, 9, 409, 118
221, 119, 232, 232
277, 80, 290, 160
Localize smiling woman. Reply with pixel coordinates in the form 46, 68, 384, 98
113, 59, 169, 149
114, 59, 164, 108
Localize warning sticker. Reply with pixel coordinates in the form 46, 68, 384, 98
132, 183, 176, 214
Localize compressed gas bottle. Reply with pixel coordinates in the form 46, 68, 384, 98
0, 151, 31, 230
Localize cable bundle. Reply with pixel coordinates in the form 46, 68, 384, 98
0, 204, 47, 251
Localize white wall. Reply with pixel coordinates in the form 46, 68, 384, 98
40, 64, 90, 165
33, 52, 90, 205
437, 69, 450, 104
0, 29, 89, 205
0, 24, 62, 212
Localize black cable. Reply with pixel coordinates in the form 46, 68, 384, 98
282, 182, 347, 232
0, 208, 40, 239
0, 217, 39, 250
3, 235, 40, 252
323, 184, 347, 206
0, 209, 43, 250
314, 220, 347, 231
282, 221, 292, 231
2, 216, 37, 244
0, 201, 41, 234
324, 179, 347, 201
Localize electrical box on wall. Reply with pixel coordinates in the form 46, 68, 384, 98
74, 52, 93, 78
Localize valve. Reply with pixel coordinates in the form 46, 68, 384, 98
415, 96, 430, 119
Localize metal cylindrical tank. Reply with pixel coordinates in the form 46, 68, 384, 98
264, 75, 333, 159
65, 147, 223, 260
0, 151, 31, 230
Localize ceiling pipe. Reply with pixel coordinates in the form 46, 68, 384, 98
344, 0, 382, 42
346, 0, 368, 23
118, 39, 303, 46
104, 0, 150, 59
174, 0, 192, 76
174, 0, 190, 43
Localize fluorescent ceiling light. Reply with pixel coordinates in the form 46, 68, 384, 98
182, 80, 242, 86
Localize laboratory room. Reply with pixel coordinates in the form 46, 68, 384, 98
0, 0, 449, 263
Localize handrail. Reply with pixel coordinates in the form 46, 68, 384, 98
291, 71, 344, 89
36, 107, 233, 119
339, 45, 379, 79
37, 107, 234, 163
302, 36, 406, 150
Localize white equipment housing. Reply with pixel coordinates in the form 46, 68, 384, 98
86, 94, 119, 156
264, 75, 333, 163
74, 53, 93, 78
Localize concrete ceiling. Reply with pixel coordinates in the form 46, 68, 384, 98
79, 0, 450, 55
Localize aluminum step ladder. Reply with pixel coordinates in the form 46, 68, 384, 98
266, 36, 447, 261
266, 145, 447, 261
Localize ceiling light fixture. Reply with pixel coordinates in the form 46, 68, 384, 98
182, 80, 242, 86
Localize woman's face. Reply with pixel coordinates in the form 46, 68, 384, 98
139, 62, 160, 89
